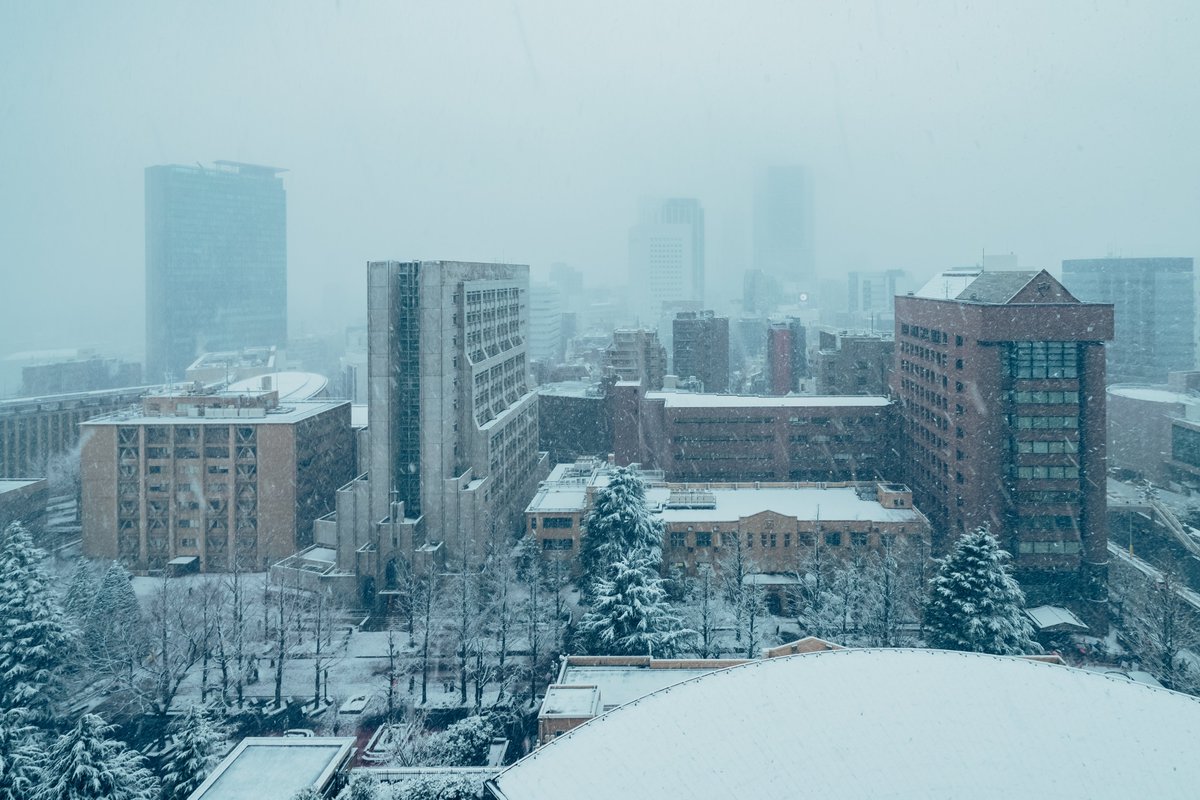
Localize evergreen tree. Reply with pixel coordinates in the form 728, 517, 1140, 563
62, 559, 97, 620
578, 552, 691, 657
34, 714, 158, 800
578, 468, 663, 587
289, 790, 321, 800
924, 527, 1039, 655
0, 710, 42, 800
84, 562, 144, 680
0, 522, 75, 719
160, 705, 226, 800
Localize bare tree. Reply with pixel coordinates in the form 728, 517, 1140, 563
305, 587, 340, 709
718, 532, 766, 655
132, 574, 206, 735
686, 565, 726, 658
384, 626, 402, 722
414, 563, 443, 706
1117, 568, 1200, 692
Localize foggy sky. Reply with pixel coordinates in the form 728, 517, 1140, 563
2, 0, 1199, 359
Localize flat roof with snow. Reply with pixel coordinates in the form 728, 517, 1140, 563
645, 391, 890, 409
187, 737, 354, 800
528, 482, 922, 525
541, 685, 602, 718
491, 649, 1200, 800
82, 400, 346, 427
556, 665, 728, 712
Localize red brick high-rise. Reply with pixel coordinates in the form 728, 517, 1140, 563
893, 269, 1113, 620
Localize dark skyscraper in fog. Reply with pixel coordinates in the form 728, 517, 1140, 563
145, 161, 287, 380
753, 165, 814, 288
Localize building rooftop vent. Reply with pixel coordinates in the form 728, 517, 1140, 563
665, 489, 717, 509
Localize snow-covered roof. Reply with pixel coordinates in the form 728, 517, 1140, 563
225, 371, 328, 401
528, 481, 923, 525
538, 381, 605, 399
82, 400, 344, 426
645, 392, 890, 409
1108, 385, 1200, 406
1025, 605, 1089, 632
0, 479, 44, 495
540, 685, 602, 718
913, 269, 983, 300
556, 665, 725, 711
188, 737, 355, 800
490, 649, 1200, 800
656, 486, 920, 524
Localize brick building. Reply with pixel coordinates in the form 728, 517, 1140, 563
813, 330, 893, 395
613, 387, 895, 483
536, 380, 613, 464
81, 388, 354, 572
672, 311, 729, 393
893, 268, 1112, 618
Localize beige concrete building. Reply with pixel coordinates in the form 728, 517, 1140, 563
278, 261, 548, 606
81, 388, 353, 572
525, 459, 931, 582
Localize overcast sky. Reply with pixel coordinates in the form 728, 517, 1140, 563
2, 0, 1199, 359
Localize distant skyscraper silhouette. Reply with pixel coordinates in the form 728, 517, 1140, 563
629, 198, 705, 320
145, 161, 287, 380
1061, 257, 1195, 385
753, 165, 814, 287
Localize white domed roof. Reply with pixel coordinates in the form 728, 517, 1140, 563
489, 649, 1200, 800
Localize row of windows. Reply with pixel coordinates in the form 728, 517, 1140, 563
1012, 415, 1079, 429
1008, 342, 1079, 379
901, 324, 961, 347
1012, 390, 1080, 405
1017, 540, 1081, 555
664, 530, 879, 549
1012, 439, 1079, 454
541, 538, 573, 551
899, 340, 948, 368
1012, 465, 1080, 480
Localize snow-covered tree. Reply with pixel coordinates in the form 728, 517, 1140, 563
160, 705, 226, 800
426, 714, 497, 767
62, 558, 98, 620
392, 774, 485, 800
289, 789, 321, 800
34, 713, 158, 800
84, 562, 144, 685
0, 522, 75, 719
578, 467, 663, 587
578, 552, 691, 657
338, 771, 380, 800
0, 710, 42, 800
925, 526, 1038, 655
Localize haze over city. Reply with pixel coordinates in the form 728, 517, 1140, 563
4, 0, 1200, 357
8, 4, 1200, 799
